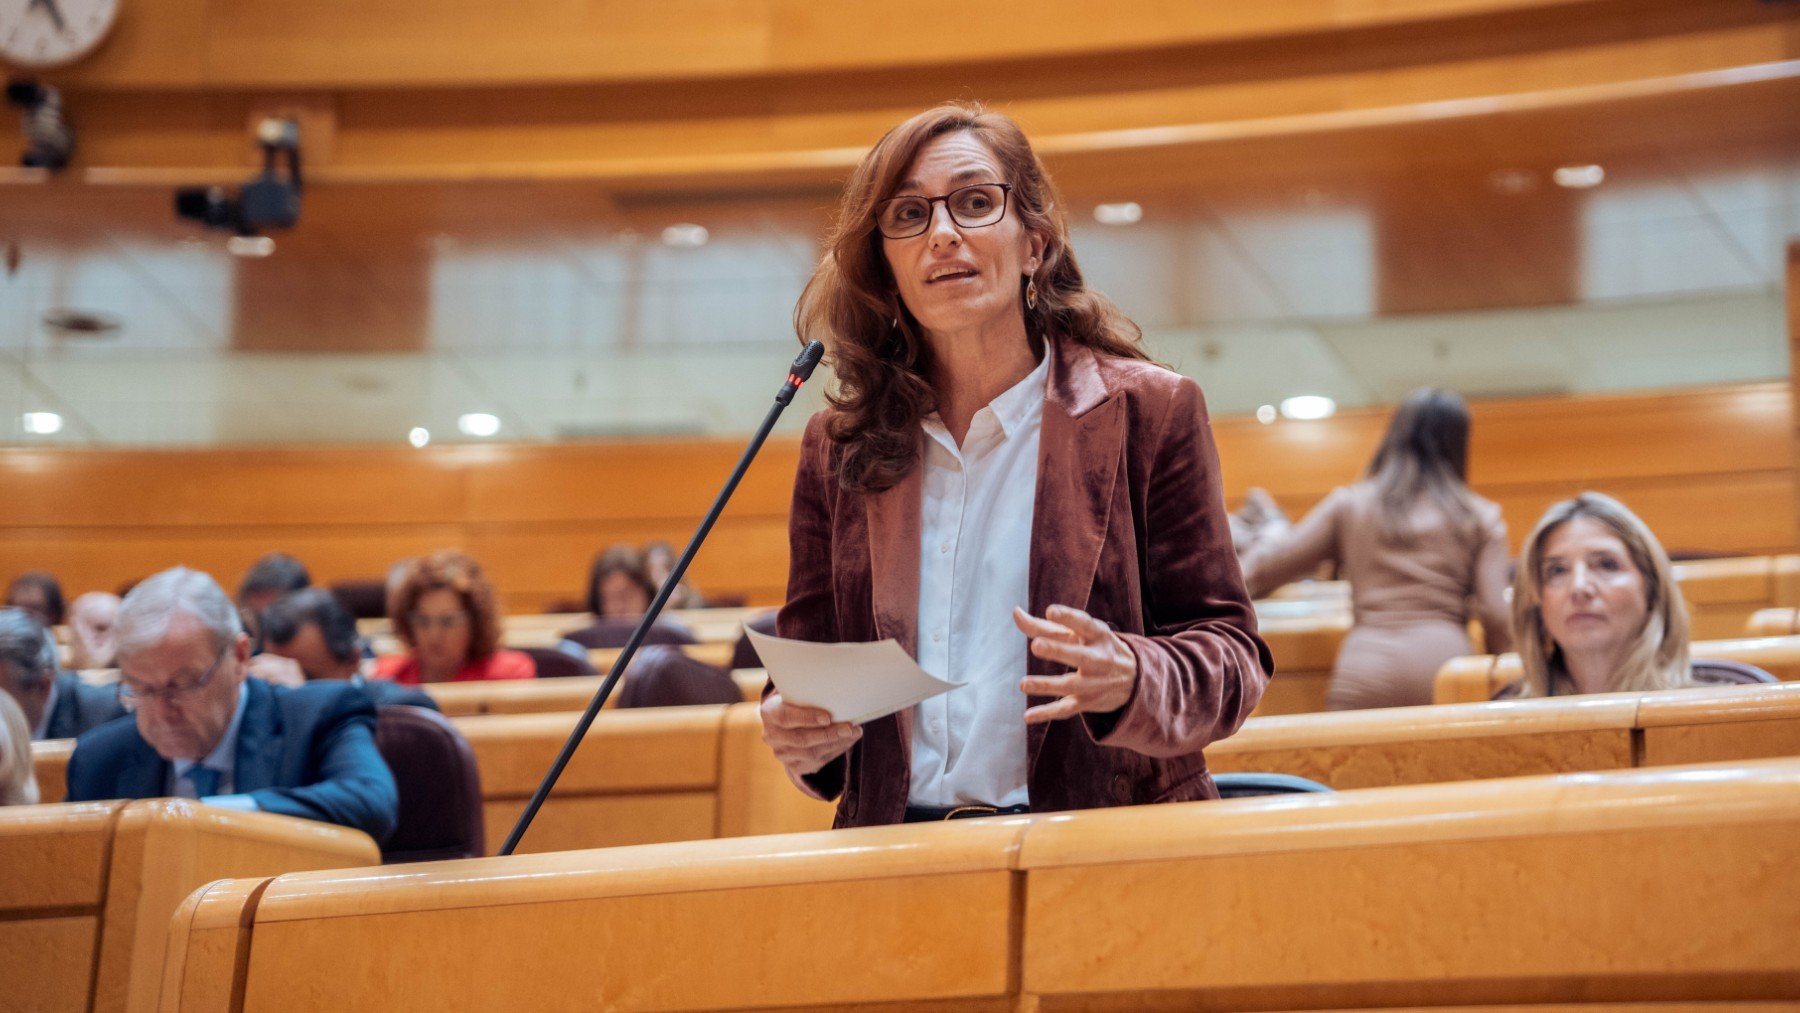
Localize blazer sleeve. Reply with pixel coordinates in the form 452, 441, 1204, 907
248, 688, 400, 845
774, 412, 846, 802
1090, 376, 1273, 758
1471, 503, 1515, 655
1237, 487, 1347, 599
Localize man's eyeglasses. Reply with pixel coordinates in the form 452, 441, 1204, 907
409, 611, 469, 632
118, 645, 229, 712
875, 182, 1012, 240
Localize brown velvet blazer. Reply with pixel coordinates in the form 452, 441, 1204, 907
776, 335, 1272, 828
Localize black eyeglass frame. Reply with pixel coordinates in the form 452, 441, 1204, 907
117, 643, 231, 712
874, 182, 1014, 240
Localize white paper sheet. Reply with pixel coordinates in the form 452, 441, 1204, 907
745, 627, 958, 725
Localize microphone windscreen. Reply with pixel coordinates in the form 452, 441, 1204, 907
791, 341, 825, 381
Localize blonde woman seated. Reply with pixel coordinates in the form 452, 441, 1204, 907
1509, 492, 1771, 696
0, 691, 38, 805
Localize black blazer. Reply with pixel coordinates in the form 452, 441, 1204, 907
64, 678, 399, 844
43, 673, 126, 740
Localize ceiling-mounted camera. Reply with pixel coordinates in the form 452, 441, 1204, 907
6, 79, 74, 171
174, 118, 303, 236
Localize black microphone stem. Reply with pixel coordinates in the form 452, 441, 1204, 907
500, 341, 823, 856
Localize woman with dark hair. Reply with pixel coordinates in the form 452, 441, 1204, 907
762, 102, 1270, 828
585, 544, 657, 618
375, 550, 534, 685
6, 571, 65, 627
1239, 387, 1513, 709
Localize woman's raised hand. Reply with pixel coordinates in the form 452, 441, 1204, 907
1013, 604, 1138, 724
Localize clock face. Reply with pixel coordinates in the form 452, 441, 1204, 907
0, 0, 119, 69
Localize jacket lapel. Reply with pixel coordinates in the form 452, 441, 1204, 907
864, 439, 922, 754
117, 735, 169, 800
233, 679, 284, 793
1026, 338, 1124, 762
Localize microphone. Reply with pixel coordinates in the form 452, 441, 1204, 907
499, 339, 826, 856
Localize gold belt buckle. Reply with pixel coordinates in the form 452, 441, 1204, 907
944, 805, 999, 820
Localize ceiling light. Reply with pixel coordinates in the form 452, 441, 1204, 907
408, 427, 431, 448
226, 235, 275, 258
457, 413, 500, 437
21, 412, 62, 435
1256, 404, 1277, 425
1093, 202, 1143, 226
1553, 164, 1605, 189
661, 223, 709, 248
1279, 395, 1336, 421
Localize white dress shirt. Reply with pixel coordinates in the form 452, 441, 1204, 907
909, 353, 1047, 808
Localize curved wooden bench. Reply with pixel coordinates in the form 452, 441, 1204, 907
1434, 634, 1800, 704
157, 760, 1800, 1012
2, 799, 375, 1013
457, 706, 728, 855
1748, 606, 1800, 637
1019, 758, 1800, 1010
424, 664, 761, 717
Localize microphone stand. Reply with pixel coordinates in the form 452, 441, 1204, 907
499, 340, 825, 856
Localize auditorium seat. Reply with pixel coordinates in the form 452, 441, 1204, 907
520, 644, 599, 678
615, 645, 741, 708
1692, 657, 1780, 685
729, 609, 778, 670
562, 616, 696, 650
328, 578, 389, 619
1211, 771, 1332, 797
375, 705, 486, 862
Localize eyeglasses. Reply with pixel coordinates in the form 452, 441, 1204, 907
118, 645, 229, 712
409, 611, 469, 632
875, 182, 1012, 240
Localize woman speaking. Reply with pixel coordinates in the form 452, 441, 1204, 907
762, 103, 1271, 826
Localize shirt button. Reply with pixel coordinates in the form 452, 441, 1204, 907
932, 630, 944, 643
939, 541, 951, 554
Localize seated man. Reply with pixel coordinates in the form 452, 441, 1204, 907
0, 607, 124, 740
66, 567, 398, 844
257, 588, 437, 710
67, 591, 122, 670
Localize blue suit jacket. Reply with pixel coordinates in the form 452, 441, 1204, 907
44, 672, 127, 740
65, 678, 399, 844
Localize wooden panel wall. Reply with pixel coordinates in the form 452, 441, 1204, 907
28, 0, 1798, 186
0, 382, 1789, 612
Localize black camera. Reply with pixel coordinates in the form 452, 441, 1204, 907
174, 118, 303, 236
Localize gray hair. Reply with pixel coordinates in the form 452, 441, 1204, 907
116, 567, 244, 660
0, 608, 58, 691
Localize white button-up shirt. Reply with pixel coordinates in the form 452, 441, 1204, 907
909, 354, 1047, 808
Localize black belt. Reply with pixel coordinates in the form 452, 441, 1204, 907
903, 803, 1031, 822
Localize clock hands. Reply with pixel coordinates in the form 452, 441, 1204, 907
26, 0, 69, 34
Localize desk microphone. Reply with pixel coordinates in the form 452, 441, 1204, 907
500, 340, 825, 856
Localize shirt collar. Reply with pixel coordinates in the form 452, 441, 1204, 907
921, 350, 1050, 449
173, 681, 249, 781
32, 677, 57, 739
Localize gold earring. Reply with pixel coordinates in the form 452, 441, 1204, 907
1025, 278, 1039, 310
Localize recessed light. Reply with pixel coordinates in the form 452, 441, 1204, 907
1256, 404, 1277, 425
1093, 202, 1143, 226
1553, 164, 1605, 189
22, 412, 62, 435
408, 427, 431, 448
457, 413, 500, 437
1279, 395, 1336, 421
226, 235, 275, 258
661, 224, 709, 248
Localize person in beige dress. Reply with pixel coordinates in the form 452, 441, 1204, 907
1239, 388, 1513, 709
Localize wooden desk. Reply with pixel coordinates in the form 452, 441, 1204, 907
1434, 634, 1800, 704
2, 799, 376, 1013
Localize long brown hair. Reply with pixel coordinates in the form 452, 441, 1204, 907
1511, 492, 1690, 696
795, 102, 1149, 493
1364, 387, 1480, 544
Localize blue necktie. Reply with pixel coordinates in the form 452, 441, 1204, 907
187, 765, 220, 799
